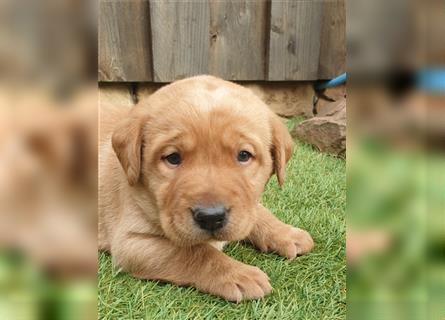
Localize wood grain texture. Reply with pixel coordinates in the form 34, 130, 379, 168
98, 0, 152, 81
268, 0, 324, 81
150, 1, 210, 82
318, 0, 346, 79
98, 0, 345, 82
209, 0, 269, 80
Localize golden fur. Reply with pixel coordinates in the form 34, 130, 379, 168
99, 76, 313, 302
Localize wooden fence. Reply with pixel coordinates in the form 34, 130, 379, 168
99, 0, 345, 82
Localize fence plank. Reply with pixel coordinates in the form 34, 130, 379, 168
98, 0, 152, 81
98, 0, 345, 82
209, 0, 269, 80
268, 0, 323, 80
318, 0, 346, 79
150, 1, 210, 82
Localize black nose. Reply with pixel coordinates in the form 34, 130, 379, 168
191, 205, 228, 232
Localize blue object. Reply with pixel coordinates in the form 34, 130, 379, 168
314, 69, 445, 93
315, 73, 347, 90
416, 68, 445, 93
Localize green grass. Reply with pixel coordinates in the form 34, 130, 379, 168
98, 136, 346, 320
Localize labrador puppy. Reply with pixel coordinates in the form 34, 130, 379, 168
99, 75, 314, 302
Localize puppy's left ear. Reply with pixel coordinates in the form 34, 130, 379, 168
270, 113, 294, 186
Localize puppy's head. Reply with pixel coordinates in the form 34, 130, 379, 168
112, 76, 293, 245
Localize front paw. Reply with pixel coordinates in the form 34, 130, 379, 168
197, 262, 272, 302
261, 227, 314, 259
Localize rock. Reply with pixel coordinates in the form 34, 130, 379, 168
315, 84, 346, 116
99, 82, 316, 119
137, 83, 165, 99
244, 82, 315, 118
292, 98, 346, 157
99, 83, 136, 108
320, 84, 346, 101
317, 99, 346, 117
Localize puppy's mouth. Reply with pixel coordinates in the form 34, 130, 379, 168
163, 204, 253, 245
209, 229, 230, 241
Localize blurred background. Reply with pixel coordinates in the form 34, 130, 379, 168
0, 0, 97, 319
347, 0, 445, 319
0, 0, 444, 319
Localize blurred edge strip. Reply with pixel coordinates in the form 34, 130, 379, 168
417, 68, 445, 93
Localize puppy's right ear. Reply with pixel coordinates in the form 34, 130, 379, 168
112, 116, 146, 186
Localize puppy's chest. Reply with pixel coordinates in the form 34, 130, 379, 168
209, 241, 228, 251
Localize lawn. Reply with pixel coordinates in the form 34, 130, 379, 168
98, 132, 346, 320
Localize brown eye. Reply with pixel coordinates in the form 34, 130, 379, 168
237, 150, 252, 163
164, 152, 182, 166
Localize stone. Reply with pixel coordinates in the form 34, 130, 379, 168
292, 98, 346, 157
320, 84, 346, 101
99, 83, 136, 107
317, 99, 346, 117
315, 84, 346, 116
99, 82, 316, 119
244, 82, 315, 118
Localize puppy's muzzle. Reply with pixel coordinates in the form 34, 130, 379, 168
191, 205, 228, 232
